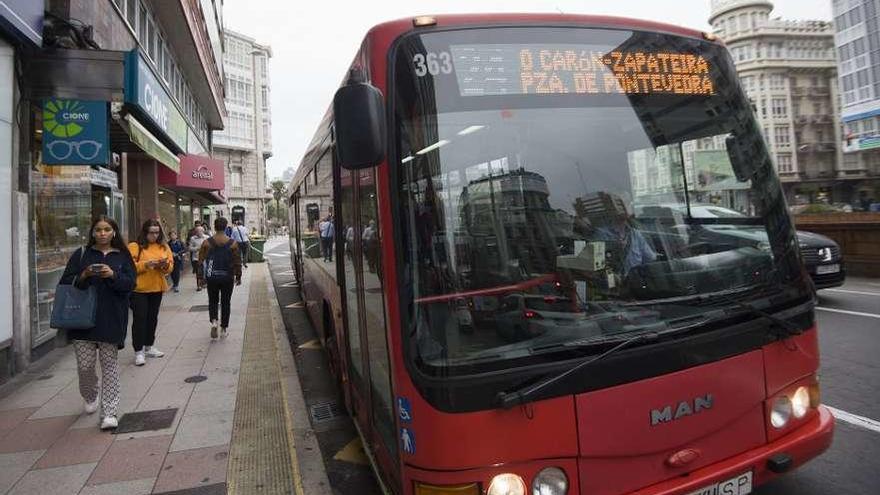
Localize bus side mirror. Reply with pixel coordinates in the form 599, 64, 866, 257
333, 82, 386, 169
725, 130, 767, 182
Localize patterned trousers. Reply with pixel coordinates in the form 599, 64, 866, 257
73, 340, 120, 417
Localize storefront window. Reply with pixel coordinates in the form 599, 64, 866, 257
158, 189, 178, 236
31, 165, 92, 347
178, 201, 193, 237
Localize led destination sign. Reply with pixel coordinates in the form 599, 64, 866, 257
447, 44, 716, 97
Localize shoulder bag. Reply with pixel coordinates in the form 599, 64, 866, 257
50, 247, 98, 330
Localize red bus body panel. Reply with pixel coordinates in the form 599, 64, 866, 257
576, 351, 766, 495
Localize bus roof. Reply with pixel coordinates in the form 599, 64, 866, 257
366, 13, 709, 42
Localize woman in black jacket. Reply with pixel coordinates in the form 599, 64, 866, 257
59, 215, 136, 430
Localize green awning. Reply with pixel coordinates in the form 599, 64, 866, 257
123, 114, 180, 173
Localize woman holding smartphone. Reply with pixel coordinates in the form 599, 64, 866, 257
59, 215, 135, 430
128, 219, 174, 366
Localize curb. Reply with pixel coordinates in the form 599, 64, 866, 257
267, 266, 333, 495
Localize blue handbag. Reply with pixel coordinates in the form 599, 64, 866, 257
50, 248, 97, 330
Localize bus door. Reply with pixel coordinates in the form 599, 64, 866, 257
337, 166, 400, 483
291, 188, 303, 284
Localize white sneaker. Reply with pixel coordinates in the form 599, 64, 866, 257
135, 351, 145, 366
144, 346, 165, 358
220, 327, 228, 339
210, 320, 218, 339
100, 416, 118, 430
84, 398, 99, 414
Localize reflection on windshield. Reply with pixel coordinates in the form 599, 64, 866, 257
395, 28, 802, 369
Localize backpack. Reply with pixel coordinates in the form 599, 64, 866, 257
203, 238, 235, 282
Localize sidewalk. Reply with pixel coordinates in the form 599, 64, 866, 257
0, 261, 311, 495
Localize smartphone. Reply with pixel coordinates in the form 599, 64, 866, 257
89, 264, 104, 273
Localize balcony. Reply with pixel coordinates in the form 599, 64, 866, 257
795, 115, 809, 125
791, 87, 807, 97
810, 87, 830, 97
814, 114, 833, 124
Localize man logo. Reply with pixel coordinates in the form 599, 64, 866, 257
651, 394, 713, 426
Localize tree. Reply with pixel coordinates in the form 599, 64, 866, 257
269, 180, 288, 223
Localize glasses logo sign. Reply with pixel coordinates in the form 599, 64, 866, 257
42, 99, 110, 165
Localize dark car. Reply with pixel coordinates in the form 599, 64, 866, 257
635, 204, 845, 290
796, 230, 845, 289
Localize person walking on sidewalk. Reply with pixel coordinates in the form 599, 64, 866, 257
319, 214, 335, 262
187, 219, 203, 242
230, 219, 251, 268
129, 219, 174, 366
59, 216, 136, 430
168, 231, 186, 293
198, 217, 242, 339
188, 225, 210, 291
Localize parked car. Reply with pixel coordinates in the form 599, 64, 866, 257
635, 204, 845, 290
494, 294, 581, 342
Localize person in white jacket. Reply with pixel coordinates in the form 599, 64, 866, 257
188, 226, 210, 291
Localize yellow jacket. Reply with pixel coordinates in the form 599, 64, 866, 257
128, 242, 174, 293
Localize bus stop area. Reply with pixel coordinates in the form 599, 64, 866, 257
0, 241, 332, 495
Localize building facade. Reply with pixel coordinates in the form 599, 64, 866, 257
1, 0, 227, 381
212, 30, 273, 235
832, 0, 880, 208
709, 0, 842, 205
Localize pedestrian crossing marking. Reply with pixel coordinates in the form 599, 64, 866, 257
298, 339, 322, 350
278, 270, 296, 276
332, 437, 369, 465
285, 302, 304, 309
282, 281, 300, 288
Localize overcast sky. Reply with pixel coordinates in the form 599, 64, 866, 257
222, 0, 833, 181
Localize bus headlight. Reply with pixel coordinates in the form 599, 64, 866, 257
488, 473, 526, 495
791, 386, 811, 419
532, 467, 568, 495
770, 395, 793, 428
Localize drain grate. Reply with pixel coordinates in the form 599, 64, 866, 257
189, 305, 209, 312
309, 400, 343, 424
114, 408, 178, 434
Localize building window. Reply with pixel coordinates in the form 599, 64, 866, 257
770, 74, 785, 90
771, 98, 788, 117
126, 0, 137, 29
232, 167, 243, 190
138, 2, 148, 42
777, 154, 793, 173
775, 126, 791, 146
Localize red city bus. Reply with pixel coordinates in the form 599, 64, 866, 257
288, 14, 833, 495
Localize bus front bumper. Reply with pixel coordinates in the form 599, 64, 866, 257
632, 405, 835, 495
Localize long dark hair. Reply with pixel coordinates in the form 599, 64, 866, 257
136, 219, 167, 248
87, 215, 128, 252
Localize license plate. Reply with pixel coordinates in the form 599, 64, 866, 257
685, 471, 752, 495
816, 264, 840, 275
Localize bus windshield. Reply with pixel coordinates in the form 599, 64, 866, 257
393, 27, 808, 372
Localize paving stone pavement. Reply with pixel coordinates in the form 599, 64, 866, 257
0, 264, 258, 494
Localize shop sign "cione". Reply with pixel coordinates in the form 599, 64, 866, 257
125, 50, 188, 151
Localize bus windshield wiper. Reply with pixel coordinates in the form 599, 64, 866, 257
627, 283, 804, 339
496, 332, 659, 409
698, 292, 805, 339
